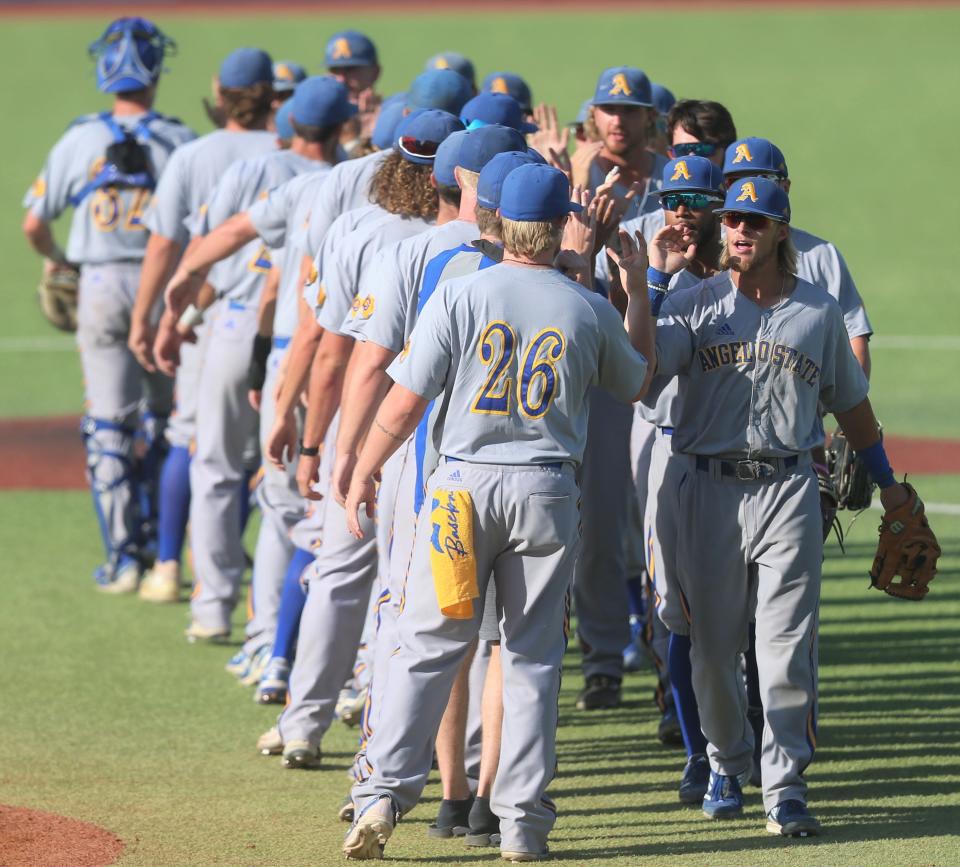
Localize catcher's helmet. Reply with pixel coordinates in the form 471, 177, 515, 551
88, 17, 176, 94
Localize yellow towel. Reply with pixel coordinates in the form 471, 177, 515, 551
429, 488, 478, 619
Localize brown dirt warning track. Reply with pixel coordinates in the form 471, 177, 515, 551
0, 415, 958, 491
0, 805, 123, 867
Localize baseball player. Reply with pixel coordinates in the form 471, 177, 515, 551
272, 60, 306, 106
22, 17, 195, 593
324, 30, 382, 155
333, 125, 527, 820
259, 109, 462, 770
481, 72, 534, 118
128, 47, 278, 602
666, 99, 738, 167
163, 76, 355, 644
341, 163, 651, 861
425, 51, 477, 92
617, 175, 912, 836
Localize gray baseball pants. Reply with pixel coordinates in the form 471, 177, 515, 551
189, 301, 261, 631
353, 460, 579, 856
677, 456, 820, 811
574, 388, 633, 680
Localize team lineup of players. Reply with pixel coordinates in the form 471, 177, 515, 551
25, 16, 916, 861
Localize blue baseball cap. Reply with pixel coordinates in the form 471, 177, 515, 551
591, 66, 653, 108
659, 156, 724, 195
273, 60, 306, 93
291, 76, 357, 127
89, 17, 175, 94
456, 125, 528, 173
482, 72, 533, 113
371, 93, 407, 151
274, 99, 295, 141
477, 151, 539, 210
219, 48, 273, 88
500, 164, 583, 221
425, 52, 476, 86
716, 177, 791, 223
407, 69, 474, 115
723, 137, 789, 178
433, 130, 469, 186
460, 92, 537, 135
651, 82, 676, 117
325, 30, 378, 69
395, 109, 464, 165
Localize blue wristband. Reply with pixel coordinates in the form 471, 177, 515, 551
647, 266, 671, 291
860, 440, 896, 489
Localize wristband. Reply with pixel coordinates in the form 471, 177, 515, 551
177, 303, 204, 330
647, 266, 671, 291
298, 440, 320, 457
248, 334, 272, 391
860, 440, 896, 489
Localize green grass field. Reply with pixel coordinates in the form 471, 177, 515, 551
1, 6, 959, 866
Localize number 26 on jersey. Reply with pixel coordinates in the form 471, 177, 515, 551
471, 320, 566, 420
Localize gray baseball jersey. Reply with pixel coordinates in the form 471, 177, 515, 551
343, 220, 480, 351
24, 112, 195, 264
654, 273, 868, 457
198, 150, 325, 306
316, 213, 434, 336
304, 149, 390, 256
388, 263, 649, 466
143, 128, 276, 245
248, 169, 333, 337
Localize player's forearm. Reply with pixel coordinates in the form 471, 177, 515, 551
134, 234, 183, 321
354, 385, 429, 479
301, 336, 353, 448
336, 359, 394, 460
850, 335, 871, 380
275, 318, 323, 419
182, 212, 258, 274
257, 268, 279, 337
624, 285, 655, 399
22, 213, 65, 262
833, 397, 881, 452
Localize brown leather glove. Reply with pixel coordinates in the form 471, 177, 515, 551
870, 483, 941, 600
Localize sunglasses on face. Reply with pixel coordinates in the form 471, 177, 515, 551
722, 172, 783, 189
668, 142, 719, 159
720, 211, 775, 230
398, 137, 439, 159
661, 192, 722, 211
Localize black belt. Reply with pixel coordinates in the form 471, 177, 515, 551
695, 454, 799, 481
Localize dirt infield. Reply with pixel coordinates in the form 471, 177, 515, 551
0, 805, 123, 867
0, 415, 957, 490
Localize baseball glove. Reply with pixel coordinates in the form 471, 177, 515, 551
870, 483, 941, 600
827, 427, 875, 511
815, 463, 842, 545
37, 262, 80, 332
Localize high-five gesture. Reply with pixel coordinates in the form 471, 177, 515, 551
649, 223, 698, 274
606, 229, 649, 297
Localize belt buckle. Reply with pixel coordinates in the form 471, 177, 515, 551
735, 460, 776, 481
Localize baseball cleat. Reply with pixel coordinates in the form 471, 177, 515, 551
282, 740, 321, 769
336, 685, 368, 727
138, 560, 180, 603
255, 657, 290, 704
427, 796, 473, 838
225, 649, 253, 679
339, 795, 355, 823
766, 800, 821, 837
256, 725, 283, 756
658, 706, 684, 747
501, 847, 549, 862
678, 754, 710, 804
464, 796, 501, 847
94, 560, 141, 594
239, 645, 271, 687
621, 615, 647, 673
702, 771, 744, 819
748, 706, 764, 787
343, 795, 395, 860
185, 621, 230, 644
575, 675, 621, 710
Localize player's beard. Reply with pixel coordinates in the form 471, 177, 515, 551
726, 233, 776, 273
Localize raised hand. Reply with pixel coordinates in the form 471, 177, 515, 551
570, 139, 603, 189
529, 103, 569, 160
649, 223, 698, 274
606, 229, 649, 296
561, 186, 597, 259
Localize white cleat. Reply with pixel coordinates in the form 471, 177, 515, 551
138, 560, 181, 603
343, 796, 395, 860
